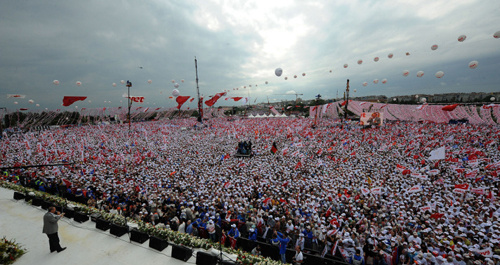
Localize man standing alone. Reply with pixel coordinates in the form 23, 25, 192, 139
43, 206, 66, 253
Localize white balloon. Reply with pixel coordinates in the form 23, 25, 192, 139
373, 79, 379, 84
174, 83, 179, 88
457, 35, 466, 42
112, 83, 117, 87
357, 60, 363, 65
120, 80, 125, 84
362, 82, 368, 87
172, 89, 180, 97
88, 100, 92, 103
76, 81, 82, 86
181, 79, 185, 83
393, 98, 397, 101
431, 44, 438, 50
28, 99, 34, 104
469, 60, 479, 69
491, 97, 495, 101
36, 104, 40, 107
381, 79, 387, 84
14, 101, 18, 104
421, 98, 427, 103
275, 68, 283, 77
53, 80, 60, 85
374, 57, 379, 62
435, 71, 445, 78
402, 70, 410, 77
147, 79, 152, 84
75, 106, 78, 109
388, 53, 393, 59
343, 64, 348, 68
493, 31, 500, 39
417, 71, 424, 77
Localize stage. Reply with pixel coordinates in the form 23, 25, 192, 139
0, 187, 190, 265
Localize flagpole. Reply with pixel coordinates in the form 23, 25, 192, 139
126, 80, 132, 131
195, 57, 202, 123
344, 79, 349, 120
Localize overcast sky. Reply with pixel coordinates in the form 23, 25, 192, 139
1, 0, 499, 111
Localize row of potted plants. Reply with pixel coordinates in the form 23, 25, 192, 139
1, 181, 285, 265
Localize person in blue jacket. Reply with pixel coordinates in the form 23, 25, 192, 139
274, 230, 290, 264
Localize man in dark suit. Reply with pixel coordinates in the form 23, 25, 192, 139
43, 206, 66, 253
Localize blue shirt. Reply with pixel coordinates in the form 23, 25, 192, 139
228, 228, 240, 238
276, 232, 290, 254
185, 223, 193, 234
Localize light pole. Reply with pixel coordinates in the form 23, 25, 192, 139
126, 80, 132, 131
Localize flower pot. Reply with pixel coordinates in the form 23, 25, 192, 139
24, 194, 34, 202
149, 236, 169, 251
96, 218, 110, 231
13, 191, 25, 200
54, 205, 63, 213
74, 211, 89, 223
110, 223, 129, 237
130, 229, 149, 244
41, 200, 51, 210
63, 208, 74, 219
32, 197, 43, 206
171, 244, 193, 262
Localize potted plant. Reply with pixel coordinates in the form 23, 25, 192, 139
73, 206, 90, 223
109, 214, 129, 237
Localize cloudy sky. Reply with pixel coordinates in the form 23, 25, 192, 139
1, 0, 499, 111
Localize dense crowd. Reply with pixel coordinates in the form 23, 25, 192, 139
2, 117, 500, 265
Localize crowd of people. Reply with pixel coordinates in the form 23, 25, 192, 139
2, 116, 500, 265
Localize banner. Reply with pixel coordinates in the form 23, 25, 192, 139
471, 187, 486, 195
429, 146, 446, 160
370, 187, 382, 194
360, 112, 384, 126
407, 185, 423, 193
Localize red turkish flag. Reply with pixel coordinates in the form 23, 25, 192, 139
442, 104, 459, 111
205, 92, 226, 106
454, 183, 469, 190
62, 96, 87, 106
176, 96, 191, 109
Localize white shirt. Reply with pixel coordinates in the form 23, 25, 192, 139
294, 251, 303, 264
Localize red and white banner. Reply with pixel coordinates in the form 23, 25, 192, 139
370, 187, 383, 194
471, 187, 486, 195
128, 96, 145, 103
407, 185, 423, 193
361, 188, 370, 195
420, 205, 433, 212
477, 247, 493, 257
